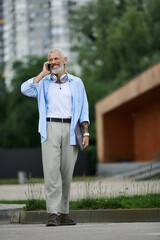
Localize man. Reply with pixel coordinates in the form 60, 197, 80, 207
21, 49, 89, 226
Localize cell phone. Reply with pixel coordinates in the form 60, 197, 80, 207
46, 63, 51, 72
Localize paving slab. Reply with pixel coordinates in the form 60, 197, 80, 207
0, 204, 25, 223
0, 223, 160, 240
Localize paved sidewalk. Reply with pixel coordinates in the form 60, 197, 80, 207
0, 204, 25, 210
0, 178, 159, 224
0, 223, 160, 240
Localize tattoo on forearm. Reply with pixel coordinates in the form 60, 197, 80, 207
81, 121, 88, 134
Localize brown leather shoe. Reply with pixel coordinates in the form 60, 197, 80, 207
46, 213, 60, 226
59, 214, 76, 225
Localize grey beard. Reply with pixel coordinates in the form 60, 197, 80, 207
51, 64, 64, 75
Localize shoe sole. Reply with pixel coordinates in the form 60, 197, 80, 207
60, 222, 76, 226
46, 222, 60, 227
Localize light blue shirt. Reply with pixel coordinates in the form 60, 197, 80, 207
21, 73, 89, 144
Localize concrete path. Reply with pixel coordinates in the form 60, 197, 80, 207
0, 223, 160, 240
0, 178, 159, 201
0, 204, 25, 210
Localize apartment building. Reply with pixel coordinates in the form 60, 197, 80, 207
0, 0, 3, 65
2, 0, 90, 85
2, 0, 90, 61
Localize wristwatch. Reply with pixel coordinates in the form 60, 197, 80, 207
83, 133, 89, 137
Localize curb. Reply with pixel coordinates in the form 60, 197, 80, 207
0, 208, 23, 224
10, 209, 160, 224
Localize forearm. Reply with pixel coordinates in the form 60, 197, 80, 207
33, 61, 50, 84
81, 121, 89, 149
81, 121, 89, 134
33, 72, 45, 84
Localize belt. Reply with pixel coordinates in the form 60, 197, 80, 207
46, 118, 71, 123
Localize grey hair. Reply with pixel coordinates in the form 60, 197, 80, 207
48, 48, 66, 59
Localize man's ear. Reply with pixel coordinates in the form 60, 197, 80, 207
64, 57, 67, 64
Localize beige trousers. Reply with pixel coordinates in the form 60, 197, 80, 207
41, 122, 78, 214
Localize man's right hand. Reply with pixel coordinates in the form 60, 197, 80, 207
33, 61, 50, 84
42, 61, 51, 76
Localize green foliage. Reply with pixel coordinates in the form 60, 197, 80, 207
0, 176, 102, 184
85, 145, 97, 173
1, 0, 160, 152
24, 199, 46, 211
0, 56, 47, 148
69, 0, 160, 143
19, 193, 160, 211
0, 63, 8, 122
0, 178, 19, 184
72, 194, 160, 210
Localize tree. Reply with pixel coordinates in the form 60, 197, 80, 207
0, 63, 9, 146
69, 0, 160, 140
0, 63, 8, 120
0, 56, 47, 148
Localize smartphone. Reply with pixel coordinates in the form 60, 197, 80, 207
46, 63, 51, 72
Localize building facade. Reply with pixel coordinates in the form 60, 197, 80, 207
2, 0, 90, 85
2, 0, 90, 61
96, 62, 160, 163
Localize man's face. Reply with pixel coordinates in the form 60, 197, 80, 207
48, 51, 67, 75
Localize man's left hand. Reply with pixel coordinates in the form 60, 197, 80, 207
82, 136, 89, 149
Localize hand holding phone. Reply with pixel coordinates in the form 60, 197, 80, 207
42, 61, 51, 75
33, 61, 51, 84
46, 63, 51, 72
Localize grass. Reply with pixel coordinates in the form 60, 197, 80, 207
0, 178, 44, 185
0, 194, 160, 211
70, 194, 160, 210
0, 176, 159, 211
0, 176, 101, 185
0, 178, 19, 184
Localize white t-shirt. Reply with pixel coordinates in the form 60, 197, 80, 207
46, 81, 72, 118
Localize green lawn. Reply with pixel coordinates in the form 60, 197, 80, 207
0, 194, 160, 211
0, 176, 102, 185
0, 178, 19, 184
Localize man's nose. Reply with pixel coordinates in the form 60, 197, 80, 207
50, 60, 57, 65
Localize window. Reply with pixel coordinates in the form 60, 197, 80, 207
29, 12, 36, 19
52, 26, 63, 35
42, 2, 51, 8
62, 1, 68, 7
29, 40, 36, 46
42, 12, 49, 18
44, 30, 50, 36
43, 39, 49, 46
9, 41, 15, 45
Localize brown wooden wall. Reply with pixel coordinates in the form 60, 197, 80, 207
103, 112, 134, 162
134, 101, 160, 161
96, 62, 160, 163
102, 97, 160, 162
